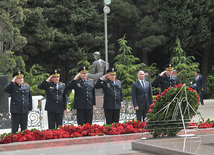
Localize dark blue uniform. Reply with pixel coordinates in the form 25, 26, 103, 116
152, 73, 179, 92
65, 78, 95, 125
94, 79, 123, 124
4, 82, 32, 134
38, 80, 66, 129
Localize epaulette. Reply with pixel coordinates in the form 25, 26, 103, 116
88, 78, 93, 81
61, 82, 65, 85
24, 83, 29, 86
116, 79, 121, 82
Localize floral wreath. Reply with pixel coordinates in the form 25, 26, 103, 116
146, 83, 200, 137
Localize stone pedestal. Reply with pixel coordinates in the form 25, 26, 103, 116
0, 75, 11, 129
95, 89, 104, 108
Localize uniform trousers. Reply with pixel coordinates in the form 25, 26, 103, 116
11, 113, 28, 134
47, 112, 63, 129
136, 109, 147, 122
104, 109, 120, 124
77, 109, 93, 126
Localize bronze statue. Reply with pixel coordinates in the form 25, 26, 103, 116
88, 51, 108, 84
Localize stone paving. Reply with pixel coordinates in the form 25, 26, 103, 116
132, 134, 214, 155
192, 99, 214, 121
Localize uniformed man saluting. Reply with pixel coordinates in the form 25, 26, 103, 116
38, 69, 66, 129
152, 64, 179, 92
4, 71, 32, 134
94, 68, 123, 124
65, 66, 95, 126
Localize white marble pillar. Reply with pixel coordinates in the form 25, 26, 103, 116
41, 99, 48, 129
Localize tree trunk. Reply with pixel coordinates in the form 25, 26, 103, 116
201, 39, 212, 93
142, 50, 148, 65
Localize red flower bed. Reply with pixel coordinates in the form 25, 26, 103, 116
0, 120, 146, 144
1, 120, 214, 144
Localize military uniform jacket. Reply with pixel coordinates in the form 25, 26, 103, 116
4, 82, 32, 113
94, 79, 123, 109
152, 73, 179, 92
38, 80, 66, 113
65, 78, 95, 109
132, 80, 153, 110
193, 75, 204, 90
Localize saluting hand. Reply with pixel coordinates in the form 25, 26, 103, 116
101, 74, 108, 80
46, 75, 53, 82
74, 73, 80, 80
12, 76, 16, 83
160, 71, 166, 76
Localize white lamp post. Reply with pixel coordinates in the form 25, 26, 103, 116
103, 0, 111, 70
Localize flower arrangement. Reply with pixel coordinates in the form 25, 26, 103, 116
146, 83, 200, 137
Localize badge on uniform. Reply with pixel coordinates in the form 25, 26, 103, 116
107, 83, 110, 87
50, 87, 54, 89
77, 83, 81, 87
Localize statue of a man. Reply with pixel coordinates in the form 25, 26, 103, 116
88, 51, 109, 83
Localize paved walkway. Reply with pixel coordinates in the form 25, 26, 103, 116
192, 99, 214, 121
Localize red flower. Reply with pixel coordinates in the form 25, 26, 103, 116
149, 104, 154, 109
155, 94, 161, 100
178, 83, 183, 87
161, 92, 165, 96
148, 109, 152, 113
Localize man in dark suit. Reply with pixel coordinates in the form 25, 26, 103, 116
38, 69, 66, 129
193, 70, 204, 105
65, 66, 95, 126
132, 70, 153, 121
4, 71, 32, 134
94, 68, 123, 124
152, 64, 179, 92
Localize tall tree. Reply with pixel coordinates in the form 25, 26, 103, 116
19, 0, 104, 82
0, 0, 29, 57
159, 0, 212, 60
133, 0, 168, 64
114, 35, 145, 97
0, 0, 29, 77
172, 38, 199, 85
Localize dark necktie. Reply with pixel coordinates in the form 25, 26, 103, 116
19, 84, 23, 89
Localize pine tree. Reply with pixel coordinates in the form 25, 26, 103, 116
114, 35, 145, 97
172, 38, 199, 85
